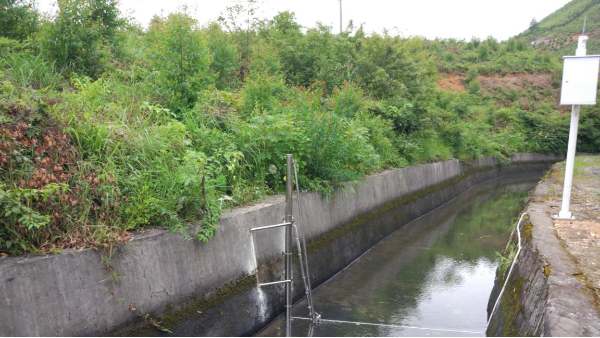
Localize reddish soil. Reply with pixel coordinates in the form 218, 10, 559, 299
478, 72, 553, 92
436, 73, 466, 92
437, 72, 553, 93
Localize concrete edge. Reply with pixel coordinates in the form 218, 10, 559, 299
487, 163, 600, 336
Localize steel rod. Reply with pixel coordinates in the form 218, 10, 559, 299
284, 154, 294, 337
258, 280, 292, 287
293, 159, 318, 320
250, 222, 292, 232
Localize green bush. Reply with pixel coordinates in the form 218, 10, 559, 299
39, 0, 123, 77
240, 42, 286, 114
146, 12, 213, 113
0, 0, 38, 40
205, 22, 240, 90
467, 80, 481, 94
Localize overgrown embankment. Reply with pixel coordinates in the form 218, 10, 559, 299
2, 1, 598, 257
487, 156, 600, 336
0, 154, 559, 336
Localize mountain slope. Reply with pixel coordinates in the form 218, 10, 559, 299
519, 0, 600, 55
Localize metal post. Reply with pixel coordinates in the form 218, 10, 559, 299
339, 0, 342, 34
284, 154, 294, 337
558, 105, 580, 219
558, 35, 587, 219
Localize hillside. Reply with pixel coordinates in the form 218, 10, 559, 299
519, 0, 600, 55
1, 1, 599, 256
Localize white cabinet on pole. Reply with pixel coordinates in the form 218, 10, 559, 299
560, 55, 600, 106
556, 35, 600, 220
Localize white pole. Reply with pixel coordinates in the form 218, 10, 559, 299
558, 105, 580, 219
558, 35, 588, 219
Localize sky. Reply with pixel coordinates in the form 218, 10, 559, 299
36, 0, 573, 41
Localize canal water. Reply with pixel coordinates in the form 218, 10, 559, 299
257, 174, 540, 337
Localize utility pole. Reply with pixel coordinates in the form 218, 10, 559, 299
558, 36, 588, 219
339, 0, 342, 34
557, 18, 600, 219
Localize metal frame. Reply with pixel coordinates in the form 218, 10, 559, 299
249, 154, 319, 337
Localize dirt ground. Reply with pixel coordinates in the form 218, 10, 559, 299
436, 72, 554, 93
546, 155, 600, 291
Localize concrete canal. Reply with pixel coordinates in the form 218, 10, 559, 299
257, 173, 541, 337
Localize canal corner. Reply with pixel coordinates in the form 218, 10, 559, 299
487, 155, 600, 336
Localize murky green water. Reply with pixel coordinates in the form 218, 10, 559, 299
257, 175, 539, 337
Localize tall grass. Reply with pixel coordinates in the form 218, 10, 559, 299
2, 52, 64, 90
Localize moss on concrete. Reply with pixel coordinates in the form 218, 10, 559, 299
522, 221, 534, 240
306, 162, 536, 254
111, 273, 257, 336
307, 165, 491, 252
500, 276, 525, 337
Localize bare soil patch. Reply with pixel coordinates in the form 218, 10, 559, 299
435, 73, 465, 92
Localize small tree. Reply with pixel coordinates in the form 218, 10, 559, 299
240, 41, 286, 114
146, 12, 213, 113
204, 22, 240, 90
39, 0, 123, 76
0, 0, 38, 40
465, 67, 478, 84
530, 18, 538, 29
478, 44, 489, 61
467, 80, 481, 95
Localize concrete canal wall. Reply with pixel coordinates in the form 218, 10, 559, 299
0, 154, 561, 336
487, 164, 600, 337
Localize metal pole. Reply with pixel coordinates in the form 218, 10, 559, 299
285, 154, 294, 337
339, 0, 342, 34
558, 105, 580, 219
293, 160, 318, 321
558, 35, 587, 219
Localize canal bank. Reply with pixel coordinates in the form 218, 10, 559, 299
258, 173, 542, 337
0, 154, 560, 336
487, 156, 600, 336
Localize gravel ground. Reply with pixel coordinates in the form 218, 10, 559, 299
547, 155, 600, 296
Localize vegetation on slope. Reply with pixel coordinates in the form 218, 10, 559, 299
520, 0, 600, 55
0, 0, 598, 255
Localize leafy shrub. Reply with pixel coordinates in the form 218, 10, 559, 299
205, 22, 240, 90
240, 42, 286, 114
146, 12, 213, 113
467, 80, 481, 94
0, 0, 38, 40
39, 0, 123, 77
465, 67, 478, 84
0, 183, 63, 254
328, 82, 366, 118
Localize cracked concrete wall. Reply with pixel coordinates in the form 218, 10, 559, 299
0, 154, 561, 336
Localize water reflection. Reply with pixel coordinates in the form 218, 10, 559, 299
257, 175, 538, 337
